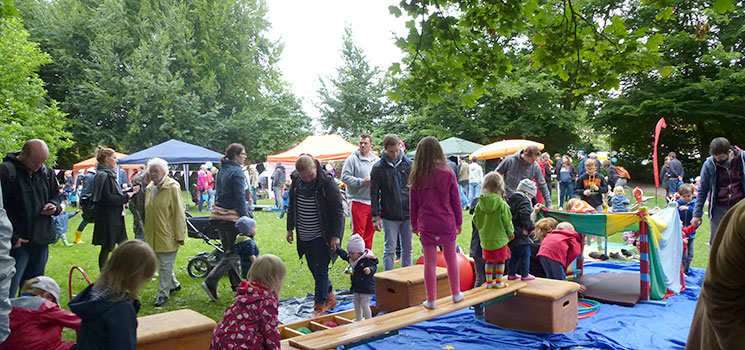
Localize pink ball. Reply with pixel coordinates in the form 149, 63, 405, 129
323, 321, 338, 328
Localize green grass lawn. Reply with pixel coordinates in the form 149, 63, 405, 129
48, 189, 710, 335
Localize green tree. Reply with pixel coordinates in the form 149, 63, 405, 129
388, 0, 672, 108
0, 8, 71, 164
593, 0, 745, 179
17, 0, 309, 164
317, 27, 389, 138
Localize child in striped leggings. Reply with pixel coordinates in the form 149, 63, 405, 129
473, 172, 514, 288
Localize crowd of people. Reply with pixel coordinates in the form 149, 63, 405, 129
0, 135, 743, 349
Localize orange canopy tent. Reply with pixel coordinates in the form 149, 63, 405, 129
72, 152, 142, 183
266, 134, 360, 163
470, 139, 544, 160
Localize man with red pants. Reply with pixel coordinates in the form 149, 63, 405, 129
342, 134, 379, 249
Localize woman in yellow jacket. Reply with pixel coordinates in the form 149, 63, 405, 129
144, 157, 186, 307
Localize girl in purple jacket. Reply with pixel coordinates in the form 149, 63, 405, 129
409, 136, 464, 309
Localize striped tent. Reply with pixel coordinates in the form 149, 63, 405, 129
540, 208, 681, 300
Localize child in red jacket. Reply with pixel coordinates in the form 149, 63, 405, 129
1, 276, 80, 350
211, 254, 286, 350
537, 222, 584, 280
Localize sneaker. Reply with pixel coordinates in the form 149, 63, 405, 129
521, 274, 536, 281
621, 249, 634, 257
202, 281, 218, 301
154, 296, 168, 307
609, 252, 624, 260
170, 284, 182, 293
452, 292, 465, 303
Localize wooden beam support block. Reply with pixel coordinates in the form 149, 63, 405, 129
137, 309, 217, 350
289, 281, 527, 350
374, 265, 450, 312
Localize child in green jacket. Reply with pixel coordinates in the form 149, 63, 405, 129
473, 172, 514, 288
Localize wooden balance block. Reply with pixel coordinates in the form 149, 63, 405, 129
137, 309, 217, 350
375, 265, 450, 312
485, 277, 580, 333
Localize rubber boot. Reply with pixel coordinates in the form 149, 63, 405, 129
325, 291, 337, 311
74, 231, 84, 244
62, 235, 72, 247
313, 302, 326, 318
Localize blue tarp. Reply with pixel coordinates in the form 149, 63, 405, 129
337, 261, 702, 350
118, 139, 223, 165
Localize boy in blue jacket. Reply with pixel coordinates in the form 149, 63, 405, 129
52, 203, 77, 247
677, 184, 696, 274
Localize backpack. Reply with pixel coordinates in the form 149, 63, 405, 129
80, 193, 95, 221
616, 166, 631, 180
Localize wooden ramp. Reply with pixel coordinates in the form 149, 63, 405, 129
288, 281, 527, 350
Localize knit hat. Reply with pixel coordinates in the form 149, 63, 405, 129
235, 216, 256, 235
516, 179, 537, 197
347, 234, 365, 253
30, 276, 61, 304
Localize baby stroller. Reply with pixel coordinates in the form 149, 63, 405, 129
186, 212, 223, 278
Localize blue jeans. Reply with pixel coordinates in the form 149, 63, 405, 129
683, 237, 694, 273
197, 189, 206, 211
459, 184, 469, 209
468, 182, 481, 206
668, 178, 680, 196
299, 237, 332, 304
250, 187, 258, 205
207, 189, 215, 209
382, 219, 413, 271
507, 244, 531, 277
559, 181, 574, 208
9, 243, 49, 298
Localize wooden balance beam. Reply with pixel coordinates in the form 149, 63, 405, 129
287, 281, 527, 350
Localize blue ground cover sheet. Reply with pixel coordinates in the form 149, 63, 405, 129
341, 261, 703, 350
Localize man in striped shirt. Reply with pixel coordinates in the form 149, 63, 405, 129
286, 155, 345, 317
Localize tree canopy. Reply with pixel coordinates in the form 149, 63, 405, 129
0, 2, 70, 164
17, 0, 310, 165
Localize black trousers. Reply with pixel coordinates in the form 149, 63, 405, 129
205, 220, 242, 289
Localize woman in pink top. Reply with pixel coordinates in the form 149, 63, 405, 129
196, 165, 208, 211
409, 136, 464, 309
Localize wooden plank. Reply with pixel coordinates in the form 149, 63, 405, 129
289, 281, 527, 350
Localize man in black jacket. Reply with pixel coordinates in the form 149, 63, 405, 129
370, 134, 413, 271
286, 155, 345, 317
668, 152, 684, 195
0, 139, 61, 298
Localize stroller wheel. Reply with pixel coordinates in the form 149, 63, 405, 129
188, 256, 211, 278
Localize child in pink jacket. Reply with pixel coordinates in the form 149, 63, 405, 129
409, 136, 464, 309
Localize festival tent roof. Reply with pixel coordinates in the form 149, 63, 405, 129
406, 137, 483, 158
73, 152, 140, 174
118, 139, 223, 165
266, 134, 359, 163
470, 139, 544, 160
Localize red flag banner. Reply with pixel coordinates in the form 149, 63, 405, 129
653, 117, 667, 188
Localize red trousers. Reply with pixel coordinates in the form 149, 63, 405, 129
350, 201, 375, 249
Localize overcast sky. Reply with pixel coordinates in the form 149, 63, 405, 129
265, 0, 407, 127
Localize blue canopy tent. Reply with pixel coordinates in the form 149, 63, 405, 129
118, 139, 224, 206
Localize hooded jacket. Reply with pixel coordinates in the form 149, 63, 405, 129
0, 152, 61, 246
342, 150, 379, 203
215, 159, 248, 218
340, 250, 378, 295
693, 147, 745, 218
271, 164, 286, 189
287, 159, 345, 260
537, 229, 584, 269
473, 193, 514, 251
370, 153, 411, 221
1, 296, 80, 350
507, 192, 535, 246
144, 176, 186, 253
68, 284, 140, 350
409, 166, 463, 246
211, 280, 280, 350
496, 149, 552, 207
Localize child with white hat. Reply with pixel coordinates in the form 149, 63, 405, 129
341, 234, 378, 321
